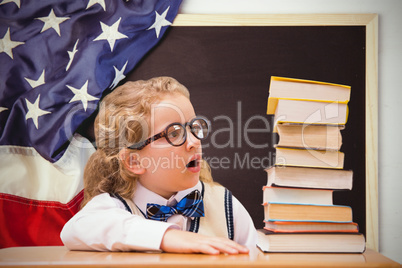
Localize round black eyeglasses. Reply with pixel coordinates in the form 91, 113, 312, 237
127, 116, 211, 150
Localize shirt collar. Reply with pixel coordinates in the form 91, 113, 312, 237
133, 181, 202, 214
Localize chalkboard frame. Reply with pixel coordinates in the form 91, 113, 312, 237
171, 14, 379, 250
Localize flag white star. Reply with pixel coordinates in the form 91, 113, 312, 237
94, 17, 127, 52
24, 69, 45, 88
25, 94, 51, 129
0, 107, 8, 114
66, 39, 79, 71
147, 6, 172, 38
110, 61, 128, 89
36, 9, 69, 36
86, 0, 106, 11
0, 28, 24, 59
0, 0, 20, 8
67, 80, 99, 111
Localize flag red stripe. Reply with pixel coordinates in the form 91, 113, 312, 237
0, 191, 83, 248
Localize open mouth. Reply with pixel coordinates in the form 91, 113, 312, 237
186, 159, 199, 168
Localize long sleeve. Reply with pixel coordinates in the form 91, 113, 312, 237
232, 195, 258, 249
60, 193, 176, 251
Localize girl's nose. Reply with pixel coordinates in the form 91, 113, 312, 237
185, 127, 201, 151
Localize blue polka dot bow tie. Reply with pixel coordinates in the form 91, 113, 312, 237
146, 190, 205, 222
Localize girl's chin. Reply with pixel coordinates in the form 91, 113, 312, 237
184, 175, 200, 188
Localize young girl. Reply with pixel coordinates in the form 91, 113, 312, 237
60, 77, 257, 254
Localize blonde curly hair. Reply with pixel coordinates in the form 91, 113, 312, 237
82, 77, 213, 208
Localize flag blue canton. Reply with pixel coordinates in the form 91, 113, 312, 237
0, 0, 182, 162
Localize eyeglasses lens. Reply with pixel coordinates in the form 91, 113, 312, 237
165, 118, 209, 146
192, 119, 208, 139
166, 124, 186, 145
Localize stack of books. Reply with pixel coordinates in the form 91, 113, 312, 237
257, 76, 366, 253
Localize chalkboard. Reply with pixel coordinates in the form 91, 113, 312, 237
126, 14, 378, 249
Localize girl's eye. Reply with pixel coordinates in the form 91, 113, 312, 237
192, 124, 202, 132
192, 119, 208, 138
168, 129, 180, 138
166, 125, 184, 142
192, 125, 202, 135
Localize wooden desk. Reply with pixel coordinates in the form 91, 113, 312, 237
0, 246, 399, 268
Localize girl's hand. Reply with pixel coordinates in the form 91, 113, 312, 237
160, 228, 249, 255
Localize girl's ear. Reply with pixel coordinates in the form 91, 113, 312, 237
119, 148, 146, 175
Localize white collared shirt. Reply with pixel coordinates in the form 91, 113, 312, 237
61, 181, 257, 252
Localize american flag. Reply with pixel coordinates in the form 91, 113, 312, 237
0, 0, 182, 248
